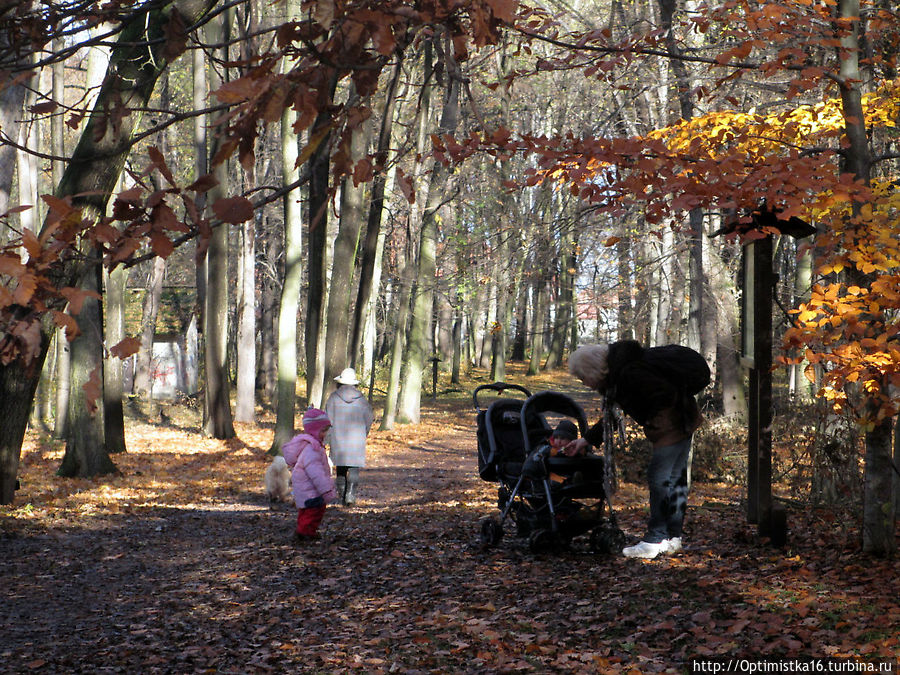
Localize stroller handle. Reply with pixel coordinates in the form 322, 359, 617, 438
472, 382, 532, 411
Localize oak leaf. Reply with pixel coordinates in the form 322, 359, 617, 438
212, 196, 254, 224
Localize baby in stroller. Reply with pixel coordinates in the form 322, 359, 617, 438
474, 384, 624, 554
539, 419, 586, 484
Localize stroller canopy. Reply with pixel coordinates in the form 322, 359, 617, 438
520, 391, 589, 455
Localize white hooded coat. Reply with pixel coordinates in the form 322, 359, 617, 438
325, 385, 374, 467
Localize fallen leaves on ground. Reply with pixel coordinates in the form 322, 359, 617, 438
1, 372, 897, 674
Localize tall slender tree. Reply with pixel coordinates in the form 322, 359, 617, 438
323, 88, 368, 390
270, 0, 304, 452
202, 5, 236, 439
399, 44, 461, 423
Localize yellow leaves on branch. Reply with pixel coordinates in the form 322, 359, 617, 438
787, 327, 900, 419
649, 80, 900, 169
787, 245, 900, 420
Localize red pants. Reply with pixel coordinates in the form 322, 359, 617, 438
296, 505, 326, 536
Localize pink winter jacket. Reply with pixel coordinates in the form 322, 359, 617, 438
282, 433, 336, 508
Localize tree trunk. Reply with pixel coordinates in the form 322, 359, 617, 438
789, 245, 815, 402
0, 342, 50, 503
234, 213, 256, 422
133, 256, 166, 399
201, 7, 236, 439
359, 165, 395, 378
686, 209, 705, 353
708, 235, 746, 420
836, 0, 894, 556
511, 294, 527, 361
305, 101, 336, 409
271, 154, 302, 449
0, 17, 28, 240
658, 0, 705, 354
488, 47, 515, 381
29, 58, 53, 431
324, 90, 368, 391
399, 67, 459, 423
527, 275, 548, 376
653, 226, 676, 345
390, 40, 432, 424
545, 219, 575, 369
53, 331, 71, 439
436, 293, 453, 364
616, 228, 633, 340
717, 306, 745, 421
893, 421, 900, 518
103, 265, 128, 453
451, 307, 462, 384
489, 239, 507, 382
233, 0, 259, 423
15, 69, 39, 238
193, 30, 209, 335
862, 420, 895, 555
58, 253, 115, 477
258, 217, 278, 402
203, 222, 235, 437
381, 246, 413, 430
268, 0, 303, 452
350, 60, 404, 368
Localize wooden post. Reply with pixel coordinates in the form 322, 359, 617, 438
746, 367, 760, 524
744, 236, 786, 544
755, 236, 774, 538
742, 244, 759, 524
723, 208, 815, 546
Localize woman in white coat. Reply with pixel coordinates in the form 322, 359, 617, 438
325, 368, 374, 505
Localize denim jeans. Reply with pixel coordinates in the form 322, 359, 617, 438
644, 438, 691, 543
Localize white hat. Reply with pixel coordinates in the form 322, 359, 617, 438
335, 367, 360, 385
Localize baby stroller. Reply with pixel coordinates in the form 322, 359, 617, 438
474, 383, 625, 554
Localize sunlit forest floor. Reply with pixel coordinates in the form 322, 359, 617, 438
1, 365, 897, 673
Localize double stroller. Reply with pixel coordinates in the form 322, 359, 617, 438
474, 383, 625, 554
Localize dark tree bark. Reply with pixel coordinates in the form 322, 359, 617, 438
349, 60, 403, 367
58, 252, 116, 477
305, 79, 338, 408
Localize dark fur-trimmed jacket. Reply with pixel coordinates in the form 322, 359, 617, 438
583, 340, 702, 449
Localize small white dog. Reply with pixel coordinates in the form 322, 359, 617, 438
264, 455, 292, 502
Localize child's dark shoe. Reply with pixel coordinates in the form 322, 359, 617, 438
293, 533, 320, 545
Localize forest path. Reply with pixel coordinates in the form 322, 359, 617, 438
1, 379, 897, 673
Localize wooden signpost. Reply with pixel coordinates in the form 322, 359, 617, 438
724, 208, 816, 546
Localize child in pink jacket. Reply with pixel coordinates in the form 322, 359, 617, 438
282, 408, 337, 543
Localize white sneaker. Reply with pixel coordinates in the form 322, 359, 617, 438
664, 537, 682, 553
622, 541, 666, 559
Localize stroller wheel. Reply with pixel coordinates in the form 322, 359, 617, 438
590, 524, 626, 555
528, 528, 565, 554
479, 517, 504, 548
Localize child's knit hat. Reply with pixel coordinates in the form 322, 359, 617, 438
302, 407, 331, 437
552, 419, 578, 441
